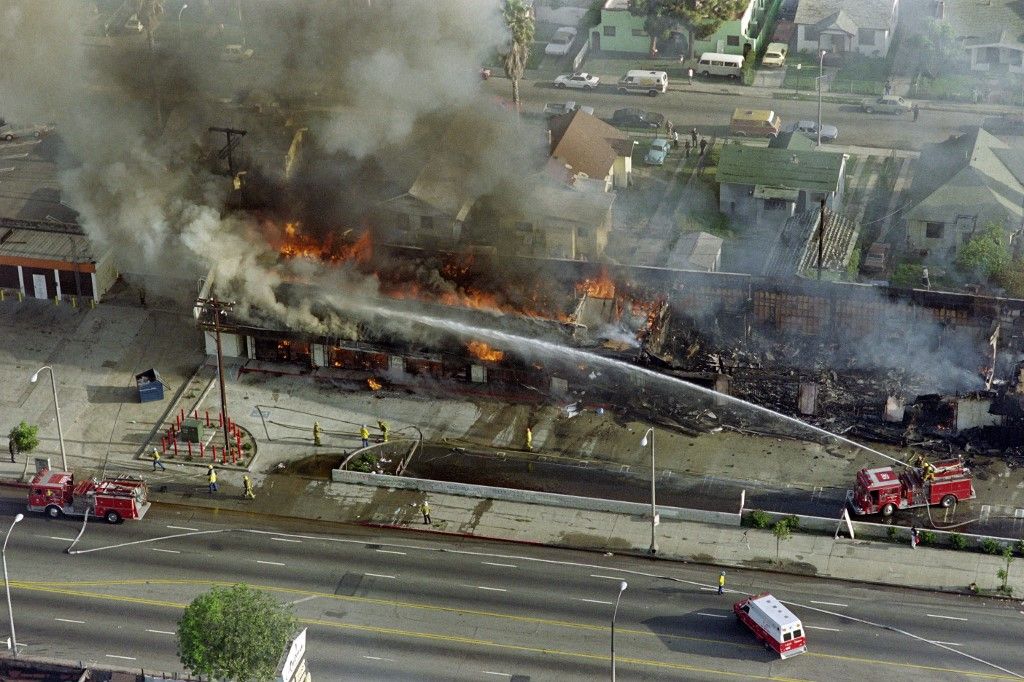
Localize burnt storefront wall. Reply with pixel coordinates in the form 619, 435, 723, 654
0, 264, 19, 289
254, 337, 312, 364
57, 267, 93, 298
328, 346, 388, 371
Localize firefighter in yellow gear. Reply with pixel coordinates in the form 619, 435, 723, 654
923, 461, 936, 481
525, 426, 533, 451
360, 424, 370, 448
313, 421, 323, 446
377, 420, 389, 443
243, 475, 255, 500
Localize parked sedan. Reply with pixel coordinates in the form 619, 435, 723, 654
861, 95, 912, 114
543, 101, 594, 116
545, 27, 578, 56
0, 122, 53, 142
785, 119, 838, 142
553, 72, 599, 90
645, 138, 671, 165
610, 107, 664, 129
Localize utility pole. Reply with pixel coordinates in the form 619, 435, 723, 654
208, 127, 247, 179
195, 296, 236, 455
817, 198, 827, 280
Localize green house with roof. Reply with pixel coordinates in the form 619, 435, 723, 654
717, 132, 849, 225
589, 0, 780, 58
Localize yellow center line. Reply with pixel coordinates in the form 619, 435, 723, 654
14, 580, 1019, 680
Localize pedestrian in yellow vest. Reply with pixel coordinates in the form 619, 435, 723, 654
360, 424, 370, 448
151, 448, 165, 471
243, 475, 255, 500
207, 465, 218, 494
525, 426, 533, 451
313, 421, 323, 446
420, 500, 432, 524
718, 571, 726, 595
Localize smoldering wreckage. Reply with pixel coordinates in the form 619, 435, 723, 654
197, 217, 1024, 469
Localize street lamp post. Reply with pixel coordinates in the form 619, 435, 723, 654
610, 580, 627, 682
3, 514, 24, 657
795, 62, 801, 97
817, 50, 827, 147
640, 428, 657, 555
30, 366, 67, 471
177, 4, 189, 42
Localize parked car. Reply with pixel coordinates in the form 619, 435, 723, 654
862, 242, 891, 274
222, 44, 255, 61
761, 42, 788, 67
0, 122, 53, 142
610, 107, 664, 129
861, 95, 912, 114
545, 27, 578, 56
785, 119, 838, 142
123, 15, 143, 33
543, 101, 594, 116
645, 138, 671, 165
553, 72, 599, 90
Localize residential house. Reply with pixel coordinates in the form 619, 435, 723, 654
690, 0, 780, 59
590, 0, 778, 58
374, 129, 482, 249
495, 183, 615, 260
666, 231, 724, 271
588, 0, 650, 54
794, 0, 900, 58
906, 127, 1024, 263
718, 132, 849, 230
940, 0, 1024, 74
548, 109, 635, 190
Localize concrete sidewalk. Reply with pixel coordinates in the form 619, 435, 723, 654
145, 469, 1024, 598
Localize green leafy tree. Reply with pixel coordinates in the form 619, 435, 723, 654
8, 421, 39, 455
501, 0, 535, 109
909, 18, 963, 80
890, 263, 924, 288
629, 0, 747, 59
998, 545, 1015, 594
956, 222, 1009, 280
772, 519, 792, 562
178, 584, 297, 682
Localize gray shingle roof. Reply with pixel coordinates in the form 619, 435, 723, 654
794, 0, 896, 30
944, 0, 1024, 47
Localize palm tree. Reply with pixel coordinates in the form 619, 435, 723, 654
501, 0, 535, 110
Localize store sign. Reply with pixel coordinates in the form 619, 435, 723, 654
278, 628, 310, 682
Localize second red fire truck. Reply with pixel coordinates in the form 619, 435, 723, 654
846, 457, 975, 517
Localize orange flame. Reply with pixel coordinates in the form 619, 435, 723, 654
576, 268, 616, 299
274, 221, 372, 264
367, 377, 382, 391
467, 341, 505, 362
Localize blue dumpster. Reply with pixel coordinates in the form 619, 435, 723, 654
135, 369, 165, 403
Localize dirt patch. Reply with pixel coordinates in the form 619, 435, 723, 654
275, 453, 347, 478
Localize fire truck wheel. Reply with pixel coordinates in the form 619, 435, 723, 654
45, 505, 62, 519
880, 503, 896, 517
940, 494, 956, 508
104, 510, 122, 524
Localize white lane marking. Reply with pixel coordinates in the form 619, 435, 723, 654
286, 596, 319, 606
810, 600, 847, 607
365, 573, 396, 579
376, 549, 406, 555
166, 525, 200, 531
476, 586, 507, 592
926, 614, 968, 621
699, 587, 716, 592
483, 673, 513, 678
256, 560, 286, 566
55, 618, 85, 624
805, 626, 842, 632
578, 598, 613, 605
272, 537, 302, 543
146, 629, 175, 635
47, 536, 76, 542
363, 655, 394, 662
697, 613, 728, 618
105, 655, 136, 660
591, 574, 628, 581
482, 562, 517, 568
152, 548, 180, 554
933, 641, 963, 647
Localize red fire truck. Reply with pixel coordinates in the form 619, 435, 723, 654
27, 469, 150, 524
733, 593, 807, 659
846, 458, 975, 517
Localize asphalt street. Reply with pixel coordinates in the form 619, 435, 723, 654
1, 494, 1020, 681
496, 76, 984, 151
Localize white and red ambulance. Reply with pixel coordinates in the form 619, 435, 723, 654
733, 593, 807, 659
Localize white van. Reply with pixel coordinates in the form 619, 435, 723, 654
617, 70, 669, 96
696, 52, 744, 79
